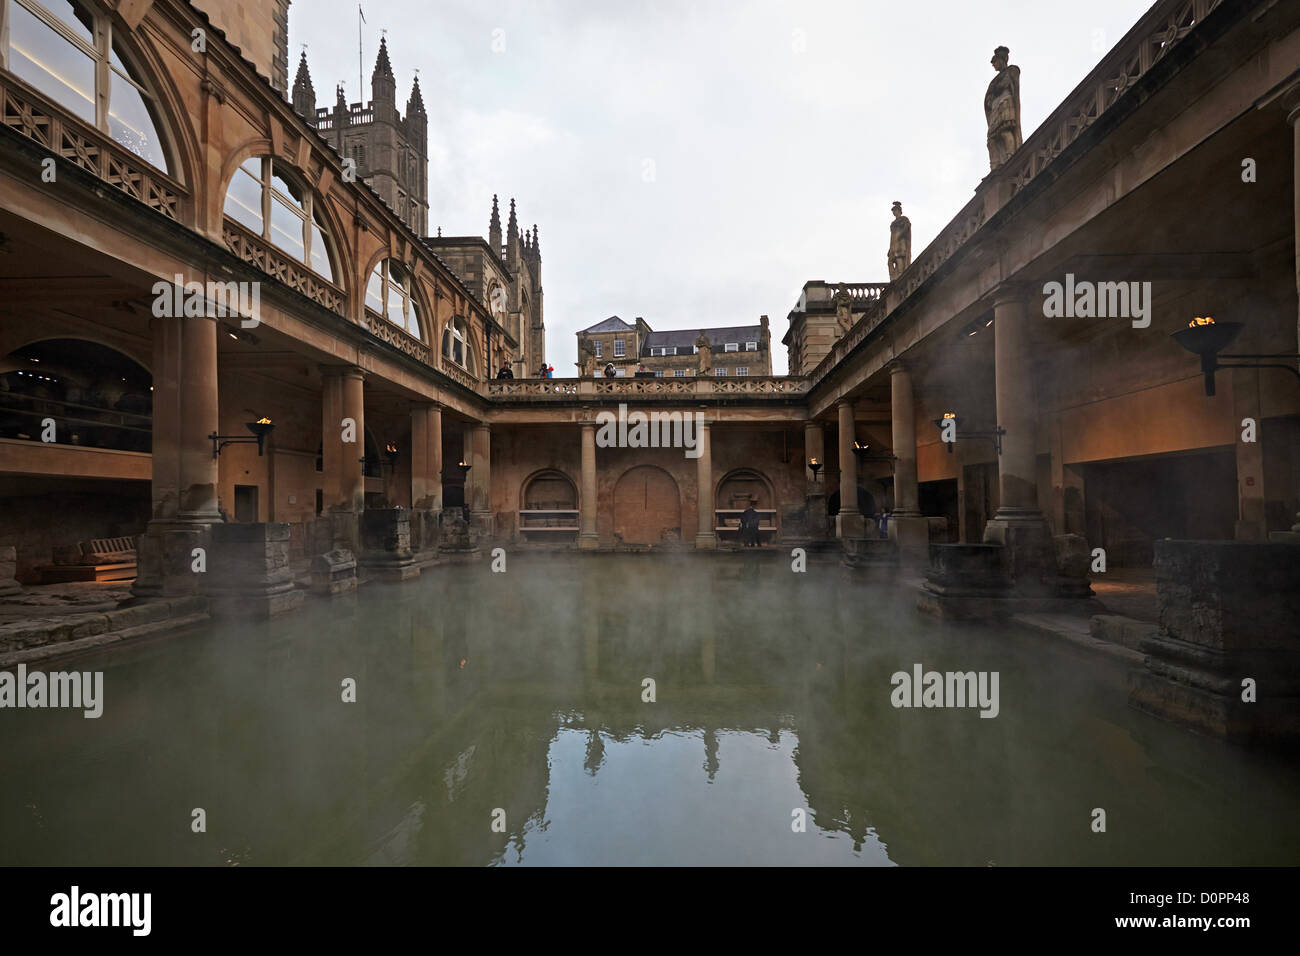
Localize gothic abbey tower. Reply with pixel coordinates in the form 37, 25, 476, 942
428, 195, 547, 377
290, 38, 428, 236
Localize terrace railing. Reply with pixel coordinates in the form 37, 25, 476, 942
364, 309, 432, 366
222, 219, 346, 316
0, 71, 185, 222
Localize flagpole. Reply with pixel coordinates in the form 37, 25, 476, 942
358, 5, 364, 105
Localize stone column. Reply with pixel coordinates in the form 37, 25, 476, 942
341, 369, 366, 513
178, 316, 220, 519
410, 402, 443, 511
694, 417, 716, 550
579, 420, 599, 549
983, 284, 1055, 590
804, 420, 828, 539
467, 422, 493, 535
409, 402, 442, 555
133, 313, 220, 597
316, 365, 364, 558
320, 366, 365, 513
888, 363, 928, 562
836, 398, 864, 538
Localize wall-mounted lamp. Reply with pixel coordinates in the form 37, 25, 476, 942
852, 440, 897, 464
1172, 316, 1300, 397
209, 417, 274, 459
455, 460, 472, 480
932, 411, 1004, 455
808, 457, 822, 481
362, 441, 401, 475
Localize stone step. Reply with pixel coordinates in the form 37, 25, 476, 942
0, 611, 210, 667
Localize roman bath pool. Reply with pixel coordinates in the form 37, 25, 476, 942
2, 553, 1298, 866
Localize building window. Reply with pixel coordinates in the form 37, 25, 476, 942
654, 370, 664, 377
614, 339, 626, 357
745, 341, 757, 351
735, 367, 749, 376
724, 343, 739, 352
442, 315, 471, 370
366, 259, 423, 339
223, 156, 335, 281
673, 369, 686, 377
593, 340, 602, 358
715, 367, 727, 376
4, 0, 170, 172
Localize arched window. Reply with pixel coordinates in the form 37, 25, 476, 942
223, 156, 334, 282
442, 316, 471, 371
367, 259, 423, 339
3, 0, 170, 172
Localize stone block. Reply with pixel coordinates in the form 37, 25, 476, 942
1128, 539, 1300, 743
312, 549, 358, 596
204, 522, 303, 618
0, 545, 22, 596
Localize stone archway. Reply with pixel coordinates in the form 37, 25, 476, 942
613, 465, 681, 545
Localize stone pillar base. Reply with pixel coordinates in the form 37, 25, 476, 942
917, 543, 1009, 620
836, 512, 866, 539
204, 522, 303, 618
843, 536, 897, 569
982, 512, 1056, 595
694, 533, 717, 551
1129, 539, 1300, 743
131, 520, 214, 600
408, 508, 441, 558
889, 513, 930, 566
360, 508, 418, 583
439, 508, 480, 557
578, 532, 599, 550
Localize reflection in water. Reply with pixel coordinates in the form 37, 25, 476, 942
1, 554, 1299, 866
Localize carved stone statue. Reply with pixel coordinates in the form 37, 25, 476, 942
577, 335, 597, 377
833, 290, 854, 337
695, 333, 712, 374
984, 46, 1022, 170
887, 201, 911, 279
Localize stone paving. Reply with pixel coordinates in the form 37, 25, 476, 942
0, 582, 208, 665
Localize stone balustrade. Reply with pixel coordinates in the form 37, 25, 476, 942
487, 375, 809, 401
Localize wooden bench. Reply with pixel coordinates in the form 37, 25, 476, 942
39, 534, 139, 583
518, 509, 579, 535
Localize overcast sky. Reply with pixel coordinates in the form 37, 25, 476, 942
291, 0, 1152, 374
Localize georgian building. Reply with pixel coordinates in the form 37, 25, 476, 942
576, 316, 772, 377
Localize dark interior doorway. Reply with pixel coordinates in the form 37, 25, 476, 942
234, 484, 258, 523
